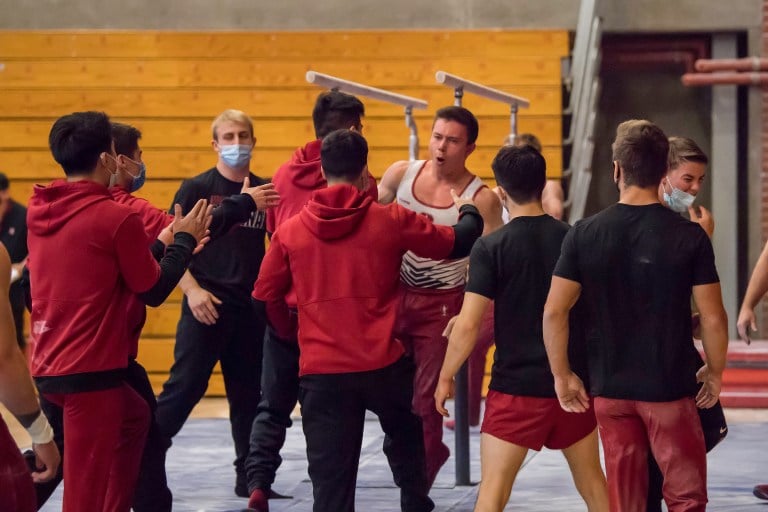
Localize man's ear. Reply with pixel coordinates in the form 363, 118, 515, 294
465, 142, 477, 159
320, 166, 327, 181
613, 161, 620, 184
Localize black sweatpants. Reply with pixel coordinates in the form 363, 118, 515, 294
245, 325, 300, 492
299, 357, 434, 512
154, 298, 264, 482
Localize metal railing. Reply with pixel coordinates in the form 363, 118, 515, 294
306, 71, 428, 161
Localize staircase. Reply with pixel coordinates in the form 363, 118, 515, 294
700, 340, 768, 408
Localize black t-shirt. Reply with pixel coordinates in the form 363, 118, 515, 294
554, 203, 719, 401
466, 214, 588, 398
171, 168, 267, 306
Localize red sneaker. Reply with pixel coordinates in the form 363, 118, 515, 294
248, 488, 269, 512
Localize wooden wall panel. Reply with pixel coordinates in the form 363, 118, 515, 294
0, 30, 568, 396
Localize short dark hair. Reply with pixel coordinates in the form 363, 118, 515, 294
313, 91, 365, 139
49, 111, 113, 176
0, 173, 8, 191
611, 120, 669, 188
320, 129, 368, 181
434, 106, 479, 145
492, 145, 546, 204
111, 122, 142, 158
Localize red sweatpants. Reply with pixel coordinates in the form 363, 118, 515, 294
395, 285, 464, 488
595, 396, 707, 512
44, 384, 150, 512
0, 418, 35, 512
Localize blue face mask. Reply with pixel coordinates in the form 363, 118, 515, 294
220, 144, 252, 168
128, 162, 146, 193
662, 179, 695, 213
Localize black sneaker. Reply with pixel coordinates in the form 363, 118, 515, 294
235, 473, 249, 498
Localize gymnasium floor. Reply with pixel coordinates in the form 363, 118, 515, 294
6, 400, 768, 511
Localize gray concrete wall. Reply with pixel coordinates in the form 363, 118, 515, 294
0, 0, 761, 31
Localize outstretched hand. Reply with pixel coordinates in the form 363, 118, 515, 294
242, 178, 280, 211
451, 189, 474, 210
171, 199, 212, 244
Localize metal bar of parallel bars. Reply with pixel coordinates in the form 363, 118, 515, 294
435, 71, 530, 486
435, 71, 530, 145
306, 71, 428, 161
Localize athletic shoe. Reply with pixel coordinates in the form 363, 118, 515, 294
248, 489, 269, 512
235, 473, 249, 498
754, 484, 768, 500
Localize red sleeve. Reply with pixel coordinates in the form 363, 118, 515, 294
394, 204, 455, 259
252, 231, 294, 338
114, 213, 162, 293
111, 188, 174, 242
364, 171, 378, 201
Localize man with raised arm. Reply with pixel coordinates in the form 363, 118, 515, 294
253, 129, 483, 512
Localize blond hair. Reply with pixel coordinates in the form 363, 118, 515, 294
211, 109, 254, 141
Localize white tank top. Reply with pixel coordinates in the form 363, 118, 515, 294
396, 160, 486, 290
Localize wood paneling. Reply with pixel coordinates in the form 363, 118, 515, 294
1, 30, 567, 397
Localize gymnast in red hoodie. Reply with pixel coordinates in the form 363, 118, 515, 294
26, 111, 210, 512
253, 129, 483, 512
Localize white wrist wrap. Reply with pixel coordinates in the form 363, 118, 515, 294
26, 412, 54, 444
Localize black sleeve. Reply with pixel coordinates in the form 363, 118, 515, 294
553, 226, 581, 283
137, 232, 196, 307
691, 229, 720, 286
208, 194, 257, 239
149, 240, 166, 262
448, 204, 484, 259
465, 239, 496, 299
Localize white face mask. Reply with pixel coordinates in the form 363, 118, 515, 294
662, 178, 695, 213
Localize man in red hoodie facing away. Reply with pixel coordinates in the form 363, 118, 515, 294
244, 90, 377, 511
253, 129, 483, 512
26, 111, 210, 512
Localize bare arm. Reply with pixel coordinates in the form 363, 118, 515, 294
542, 179, 564, 220
0, 247, 60, 481
692, 282, 729, 408
377, 160, 409, 205
435, 293, 490, 417
737, 239, 768, 343
542, 275, 589, 413
473, 187, 504, 235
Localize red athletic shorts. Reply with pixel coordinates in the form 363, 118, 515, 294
481, 390, 597, 451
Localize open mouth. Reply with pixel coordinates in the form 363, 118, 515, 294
436, 156, 446, 164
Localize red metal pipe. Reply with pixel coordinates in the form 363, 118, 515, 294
695, 57, 768, 72
681, 72, 768, 86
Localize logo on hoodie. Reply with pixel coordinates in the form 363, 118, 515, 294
33, 320, 52, 336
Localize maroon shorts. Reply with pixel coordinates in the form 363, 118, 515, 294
481, 390, 597, 451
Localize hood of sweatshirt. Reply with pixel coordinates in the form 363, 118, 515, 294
280, 139, 326, 191
27, 179, 113, 237
300, 184, 373, 241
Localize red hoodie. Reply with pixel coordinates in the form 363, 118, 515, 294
27, 179, 161, 378
266, 139, 378, 234
110, 186, 173, 242
253, 184, 455, 376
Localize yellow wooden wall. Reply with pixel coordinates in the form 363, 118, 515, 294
0, 30, 568, 395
